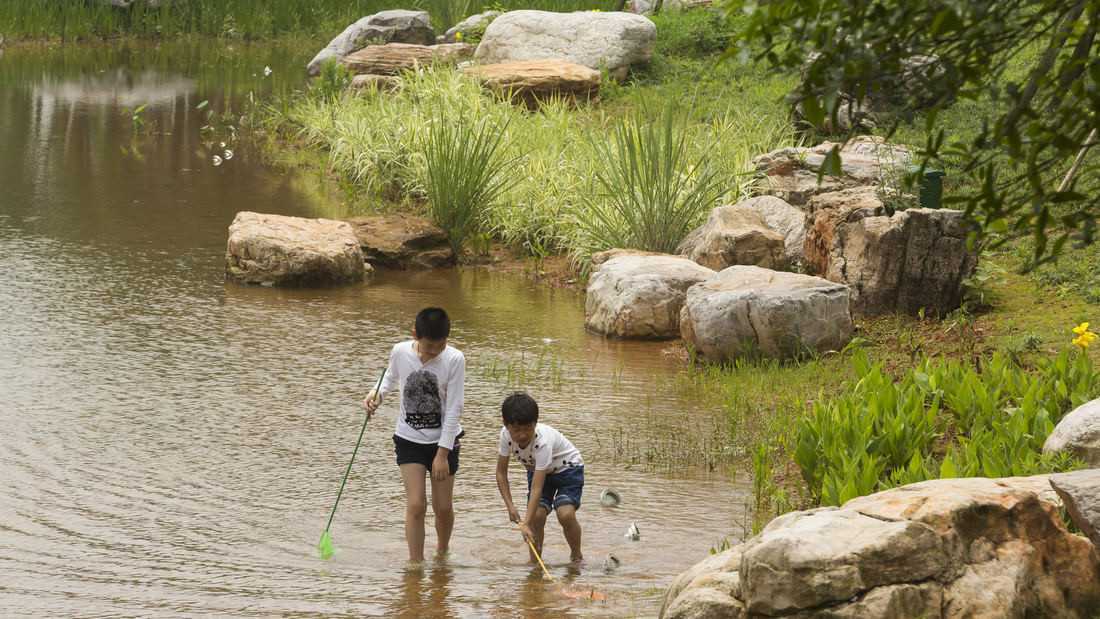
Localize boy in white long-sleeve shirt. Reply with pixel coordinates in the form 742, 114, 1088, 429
364, 307, 465, 563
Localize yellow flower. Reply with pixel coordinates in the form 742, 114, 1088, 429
1072, 322, 1097, 349
455, 31, 464, 42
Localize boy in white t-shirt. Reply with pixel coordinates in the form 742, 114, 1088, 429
364, 307, 465, 563
494, 392, 584, 563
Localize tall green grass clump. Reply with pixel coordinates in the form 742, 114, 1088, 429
573, 105, 725, 254
793, 346, 1098, 507
422, 112, 517, 253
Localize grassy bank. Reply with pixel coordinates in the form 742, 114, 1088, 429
1, 0, 616, 42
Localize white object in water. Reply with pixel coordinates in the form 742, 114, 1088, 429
624, 521, 640, 541
212, 155, 223, 167
602, 553, 621, 572
600, 488, 621, 507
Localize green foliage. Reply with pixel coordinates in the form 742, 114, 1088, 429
573, 105, 725, 254
726, 0, 1100, 266
421, 111, 517, 253
794, 348, 1098, 506
312, 59, 352, 102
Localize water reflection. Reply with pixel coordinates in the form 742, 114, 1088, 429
35, 68, 196, 107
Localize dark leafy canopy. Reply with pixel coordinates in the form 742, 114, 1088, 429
726, 0, 1100, 265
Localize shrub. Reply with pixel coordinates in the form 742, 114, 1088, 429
794, 347, 1097, 506
572, 105, 725, 255
421, 110, 517, 253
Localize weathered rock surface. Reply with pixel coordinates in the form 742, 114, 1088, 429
1045, 399, 1100, 466
349, 74, 400, 92
803, 191, 976, 316
307, 10, 435, 76
629, 0, 714, 13
340, 43, 473, 76
226, 212, 365, 286
752, 136, 912, 206
585, 253, 715, 339
463, 60, 600, 108
679, 266, 853, 362
733, 196, 806, 266
474, 10, 656, 78
443, 11, 501, 43
677, 205, 786, 271
662, 475, 1100, 619
344, 214, 454, 269
1050, 469, 1100, 549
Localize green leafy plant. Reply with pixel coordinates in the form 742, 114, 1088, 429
312, 58, 352, 102
421, 111, 517, 253
574, 105, 725, 254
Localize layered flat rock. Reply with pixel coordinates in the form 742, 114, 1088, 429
474, 10, 656, 78
226, 212, 365, 286
585, 253, 715, 339
340, 43, 473, 76
463, 60, 600, 108
662, 475, 1100, 619
679, 266, 853, 362
344, 214, 454, 269
307, 10, 436, 76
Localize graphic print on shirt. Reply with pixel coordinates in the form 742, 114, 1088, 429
403, 369, 442, 430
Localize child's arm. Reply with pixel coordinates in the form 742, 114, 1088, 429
364, 346, 398, 416
495, 455, 521, 523
521, 469, 548, 540
431, 353, 465, 481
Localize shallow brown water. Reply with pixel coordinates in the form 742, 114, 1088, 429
0, 42, 747, 617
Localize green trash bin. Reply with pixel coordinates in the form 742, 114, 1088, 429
909, 166, 945, 209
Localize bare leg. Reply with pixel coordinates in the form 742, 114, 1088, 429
555, 505, 583, 562
529, 506, 549, 561
400, 464, 428, 562
430, 472, 455, 556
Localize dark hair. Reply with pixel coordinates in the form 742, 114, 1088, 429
502, 392, 539, 425
415, 307, 450, 341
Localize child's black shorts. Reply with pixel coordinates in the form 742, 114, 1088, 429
393, 433, 461, 476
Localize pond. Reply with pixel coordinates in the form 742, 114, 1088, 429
0, 40, 747, 617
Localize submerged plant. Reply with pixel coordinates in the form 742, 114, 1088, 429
421, 111, 517, 253
574, 105, 725, 255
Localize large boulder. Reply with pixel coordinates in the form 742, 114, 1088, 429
677, 205, 787, 271
661, 476, 1100, 619
733, 196, 806, 266
307, 10, 435, 76
474, 10, 656, 79
1050, 469, 1100, 549
226, 212, 365, 286
679, 266, 853, 362
752, 136, 911, 206
804, 191, 977, 316
344, 214, 454, 269
1044, 399, 1100, 466
340, 43, 473, 76
463, 60, 601, 109
585, 253, 715, 339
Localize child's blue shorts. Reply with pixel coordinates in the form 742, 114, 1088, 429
526, 465, 584, 512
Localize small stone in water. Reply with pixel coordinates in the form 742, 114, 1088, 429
212, 155, 223, 166
625, 521, 640, 541
223, 150, 234, 160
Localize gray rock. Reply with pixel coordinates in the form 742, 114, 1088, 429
344, 214, 454, 269
474, 10, 656, 78
679, 266, 853, 362
307, 10, 435, 76
1050, 469, 1100, 548
733, 195, 806, 266
443, 11, 501, 43
226, 212, 365, 286
585, 253, 715, 339
677, 205, 787, 271
752, 136, 911, 206
1044, 399, 1100, 466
